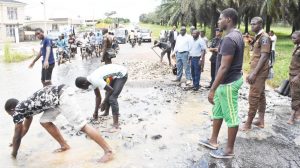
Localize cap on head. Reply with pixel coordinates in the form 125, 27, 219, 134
293, 30, 300, 37
154, 40, 158, 45
75, 77, 88, 89
4, 98, 19, 112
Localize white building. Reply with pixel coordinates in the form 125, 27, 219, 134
0, 0, 26, 42
24, 18, 84, 33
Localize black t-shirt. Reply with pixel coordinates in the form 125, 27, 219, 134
158, 42, 171, 50
210, 37, 222, 62
216, 29, 244, 84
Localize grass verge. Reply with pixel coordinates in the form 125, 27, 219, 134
2, 43, 33, 63
140, 23, 294, 88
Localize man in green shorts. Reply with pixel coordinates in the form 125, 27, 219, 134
199, 8, 244, 159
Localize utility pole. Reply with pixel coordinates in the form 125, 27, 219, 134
41, 0, 47, 34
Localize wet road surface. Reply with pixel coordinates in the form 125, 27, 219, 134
0, 42, 300, 168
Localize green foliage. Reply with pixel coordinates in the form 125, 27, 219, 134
104, 18, 113, 24
243, 26, 294, 88
142, 22, 294, 88
267, 35, 293, 87
139, 12, 161, 25
3, 43, 33, 63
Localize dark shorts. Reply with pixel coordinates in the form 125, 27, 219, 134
41, 63, 55, 82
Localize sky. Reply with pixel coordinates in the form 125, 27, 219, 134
20, 0, 160, 22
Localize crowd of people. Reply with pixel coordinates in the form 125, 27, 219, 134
3, 7, 300, 164
4, 26, 127, 163
151, 7, 300, 159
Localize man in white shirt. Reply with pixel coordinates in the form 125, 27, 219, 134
75, 64, 128, 130
172, 26, 193, 85
189, 30, 207, 91
269, 30, 277, 63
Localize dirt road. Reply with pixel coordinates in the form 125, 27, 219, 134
0, 42, 299, 168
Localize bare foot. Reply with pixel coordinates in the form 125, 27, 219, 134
53, 145, 70, 153
288, 111, 296, 125
295, 111, 300, 120
98, 151, 114, 163
287, 118, 295, 125
240, 123, 252, 131
253, 120, 264, 128
93, 113, 98, 120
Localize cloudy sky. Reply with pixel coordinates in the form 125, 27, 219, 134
20, 0, 160, 22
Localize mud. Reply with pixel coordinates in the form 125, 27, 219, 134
0, 42, 299, 168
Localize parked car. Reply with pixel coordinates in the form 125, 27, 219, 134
140, 29, 151, 42
47, 31, 60, 48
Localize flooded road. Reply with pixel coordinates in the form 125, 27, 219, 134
1, 42, 300, 168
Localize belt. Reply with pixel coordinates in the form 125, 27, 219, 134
190, 56, 201, 58
178, 51, 188, 53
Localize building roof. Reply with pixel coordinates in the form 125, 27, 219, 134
0, 0, 26, 5
49, 18, 70, 21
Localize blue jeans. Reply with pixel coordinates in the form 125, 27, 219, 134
191, 57, 201, 88
176, 51, 191, 81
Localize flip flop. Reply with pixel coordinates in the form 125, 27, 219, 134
198, 139, 218, 150
209, 149, 235, 159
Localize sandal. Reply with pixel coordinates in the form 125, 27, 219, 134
210, 149, 235, 159
198, 139, 218, 150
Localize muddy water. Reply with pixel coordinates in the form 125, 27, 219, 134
1, 42, 300, 168
0, 43, 212, 168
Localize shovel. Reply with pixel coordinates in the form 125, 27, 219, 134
151, 48, 162, 59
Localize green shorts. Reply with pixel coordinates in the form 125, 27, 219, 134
212, 77, 243, 127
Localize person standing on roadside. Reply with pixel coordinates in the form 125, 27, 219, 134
172, 26, 193, 86
199, 8, 244, 159
269, 30, 277, 61
169, 26, 178, 51
287, 31, 300, 125
207, 28, 223, 88
29, 28, 55, 87
189, 30, 206, 91
101, 28, 113, 63
190, 26, 196, 34
241, 17, 271, 131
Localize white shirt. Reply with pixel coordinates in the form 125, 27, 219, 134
81, 38, 89, 46
87, 64, 128, 89
174, 34, 193, 53
174, 31, 178, 41
189, 38, 207, 57
270, 34, 277, 51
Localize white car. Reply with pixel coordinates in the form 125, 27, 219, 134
140, 29, 151, 42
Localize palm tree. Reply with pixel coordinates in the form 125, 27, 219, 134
288, 0, 300, 32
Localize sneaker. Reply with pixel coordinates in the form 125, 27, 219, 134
186, 80, 192, 85
172, 78, 181, 82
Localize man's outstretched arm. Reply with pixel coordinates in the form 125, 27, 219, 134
11, 123, 23, 158
93, 88, 102, 119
